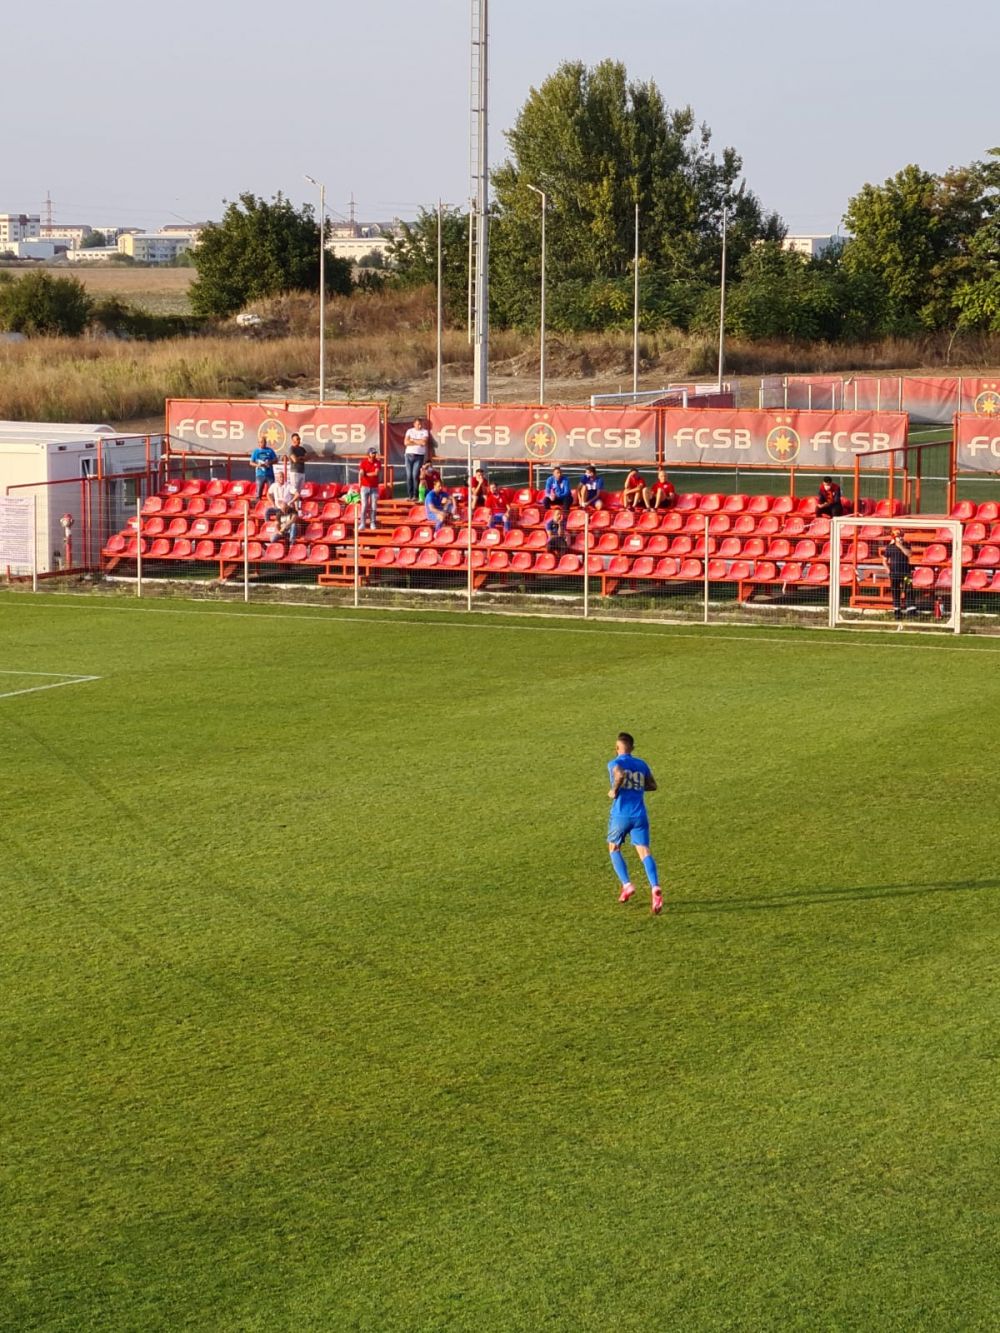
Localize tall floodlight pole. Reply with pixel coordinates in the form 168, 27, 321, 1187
718, 203, 728, 390
526, 185, 547, 404
471, 0, 490, 405
305, 175, 326, 402
632, 203, 640, 395
436, 200, 444, 404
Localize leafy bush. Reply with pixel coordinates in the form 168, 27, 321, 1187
0, 271, 93, 335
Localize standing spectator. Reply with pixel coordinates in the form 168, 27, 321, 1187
649, 469, 677, 511
250, 439, 279, 502
418, 460, 441, 502
285, 432, 307, 496
403, 417, 431, 501
485, 481, 513, 533
577, 465, 605, 511
621, 468, 648, 510
358, 446, 381, 531
545, 507, 570, 555
543, 466, 573, 513
881, 528, 914, 619
425, 479, 458, 532
817, 476, 845, 518
469, 468, 490, 510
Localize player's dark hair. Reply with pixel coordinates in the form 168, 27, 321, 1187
617, 732, 634, 749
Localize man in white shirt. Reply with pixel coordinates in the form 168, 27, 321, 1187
403, 417, 431, 501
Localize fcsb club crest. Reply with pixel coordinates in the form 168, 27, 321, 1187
765, 422, 801, 464
257, 418, 286, 449
524, 420, 558, 460
974, 388, 1000, 418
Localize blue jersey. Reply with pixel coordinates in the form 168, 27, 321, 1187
545, 474, 571, 501
608, 754, 652, 821
251, 446, 278, 477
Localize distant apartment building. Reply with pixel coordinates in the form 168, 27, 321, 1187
0, 213, 41, 246
2, 239, 67, 259
782, 234, 839, 259
327, 235, 394, 264
157, 224, 203, 243
66, 246, 120, 263
40, 224, 93, 248
117, 232, 192, 264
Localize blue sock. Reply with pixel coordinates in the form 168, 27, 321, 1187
609, 849, 630, 885
641, 854, 660, 888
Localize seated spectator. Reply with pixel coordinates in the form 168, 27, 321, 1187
273, 501, 302, 546
545, 507, 570, 555
621, 468, 648, 510
425, 479, 457, 531
418, 461, 441, 502
485, 481, 513, 533
577, 465, 605, 511
649, 469, 677, 511
543, 466, 573, 512
816, 476, 845, 518
265, 475, 296, 519
469, 468, 490, 510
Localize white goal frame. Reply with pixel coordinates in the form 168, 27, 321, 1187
829, 515, 963, 634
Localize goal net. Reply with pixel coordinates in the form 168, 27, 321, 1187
829, 515, 963, 633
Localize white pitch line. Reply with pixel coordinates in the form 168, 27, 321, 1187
0, 673, 101, 702
1, 591, 999, 656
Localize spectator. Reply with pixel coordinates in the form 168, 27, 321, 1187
817, 476, 844, 518
250, 439, 279, 502
418, 460, 441, 502
881, 528, 915, 619
358, 446, 381, 531
621, 468, 647, 510
403, 417, 431, 502
425, 479, 457, 532
485, 481, 513, 533
274, 501, 302, 546
543, 466, 573, 513
545, 507, 570, 556
577, 465, 605, 511
264, 478, 302, 544
469, 468, 490, 510
285, 432, 307, 496
649, 469, 677, 511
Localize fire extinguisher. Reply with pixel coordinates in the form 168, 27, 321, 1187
934, 596, 943, 621
60, 513, 74, 569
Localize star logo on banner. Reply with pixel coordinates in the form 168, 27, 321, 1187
765, 424, 801, 463
974, 389, 1000, 418
524, 421, 558, 460
258, 418, 286, 448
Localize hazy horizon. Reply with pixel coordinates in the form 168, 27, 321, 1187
5, 0, 994, 235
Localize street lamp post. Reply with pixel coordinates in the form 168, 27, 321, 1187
526, 184, 547, 405
304, 174, 326, 403
718, 203, 728, 391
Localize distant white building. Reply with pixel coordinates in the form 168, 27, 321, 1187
118, 232, 193, 264
327, 235, 395, 264
0, 213, 41, 246
67, 246, 120, 263
782, 234, 840, 259
40, 224, 93, 248
1, 239, 67, 259
158, 224, 203, 244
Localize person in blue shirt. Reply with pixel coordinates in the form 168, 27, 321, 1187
543, 466, 572, 512
576, 465, 605, 510
250, 442, 278, 501
424, 479, 457, 531
607, 731, 662, 913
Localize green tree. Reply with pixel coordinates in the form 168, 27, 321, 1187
488, 60, 782, 330
388, 207, 469, 320
190, 192, 352, 318
81, 230, 108, 249
0, 271, 92, 335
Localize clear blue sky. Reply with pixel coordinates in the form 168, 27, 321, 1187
5, 0, 994, 233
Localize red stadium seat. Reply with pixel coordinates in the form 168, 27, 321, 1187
502, 529, 525, 548
374, 548, 396, 567
652, 557, 680, 579
658, 512, 684, 532
732, 515, 756, 536
412, 525, 435, 546
520, 505, 542, 526
911, 567, 934, 589
218, 540, 241, 561
675, 493, 700, 512
723, 494, 749, 514
682, 513, 707, 534
606, 555, 630, 577
728, 559, 753, 580
771, 496, 795, 516
964, 522, 987, 543
637, 510, 660, 531
187, 497, 207, 515
677, 558, 703, 579
143, 516, 166, 536
750, 561, 778, 582
166, 517, 188, 536
796, 497, 819, 516
646, 534, 670, 556
792, 539, 818, 561
698, 493, 723, 513
718, 537, 742, 559
433, 526, 457, 547
974, 544, 1000, 568
708, 514, 732, 535
523, 530, 547, 550
667, 536, 693, 557
804, 563, 830, 585
509, 551, 532, 572
306, 544, 332, 565
142, 496, 163, 515
417, 549, 440, 568
756, 515, 780, 536
976, 502, 1000, 523
986, 571, 1000, 592
691, 536, 715, 557
172, 538, 194, 558
325, 523, 348, 543
533, 552, 557, 572
613, 511, 637, 531
189, 517, 212, 537
396, 547, 418, 567
922, 543, 949, 565
482, 527, 503, 547
587, 554, 604, 575
487, 551, 509, 571
180, 478, 204, 496
935, 568, 952, 590
630, 556, 655, 578
557, 554, 583, 573
597, 532, 620, 553
747, 495, 773, 515
706, 558, 728, 580
781, 516, 807, 537
621, 533, 646, 555
950, 501, 976, 522
780, 562, 804, 584
150, 537, 172, 558
807, 517, 831, 537
262, 542, 287, 561
962, 569, 989, 592
742, 537, 766, 559
194, 539, 216, 559
765, 539, 792, 560
210, 519, 234, 538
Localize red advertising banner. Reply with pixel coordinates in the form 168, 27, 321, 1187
662, 408, 909, 469
955, 412, 1000, 472
427, 404, 658, 463
165, 399, 382, 458
762, 375, 1000, 425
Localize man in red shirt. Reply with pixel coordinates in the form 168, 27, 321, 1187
621, 468, 648, 510
358, 446, 381, 530
485, 481, 513, 533
649, 469, 677, 511
817, 476, 844, 518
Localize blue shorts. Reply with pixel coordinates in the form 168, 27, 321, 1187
608, 815, 650, 848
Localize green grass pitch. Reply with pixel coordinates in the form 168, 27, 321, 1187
1, 593, 998, 1331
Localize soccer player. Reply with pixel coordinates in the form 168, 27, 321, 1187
606, 731, 662, 914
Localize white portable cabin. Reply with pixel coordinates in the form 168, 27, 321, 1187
0, 422, 158, 573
